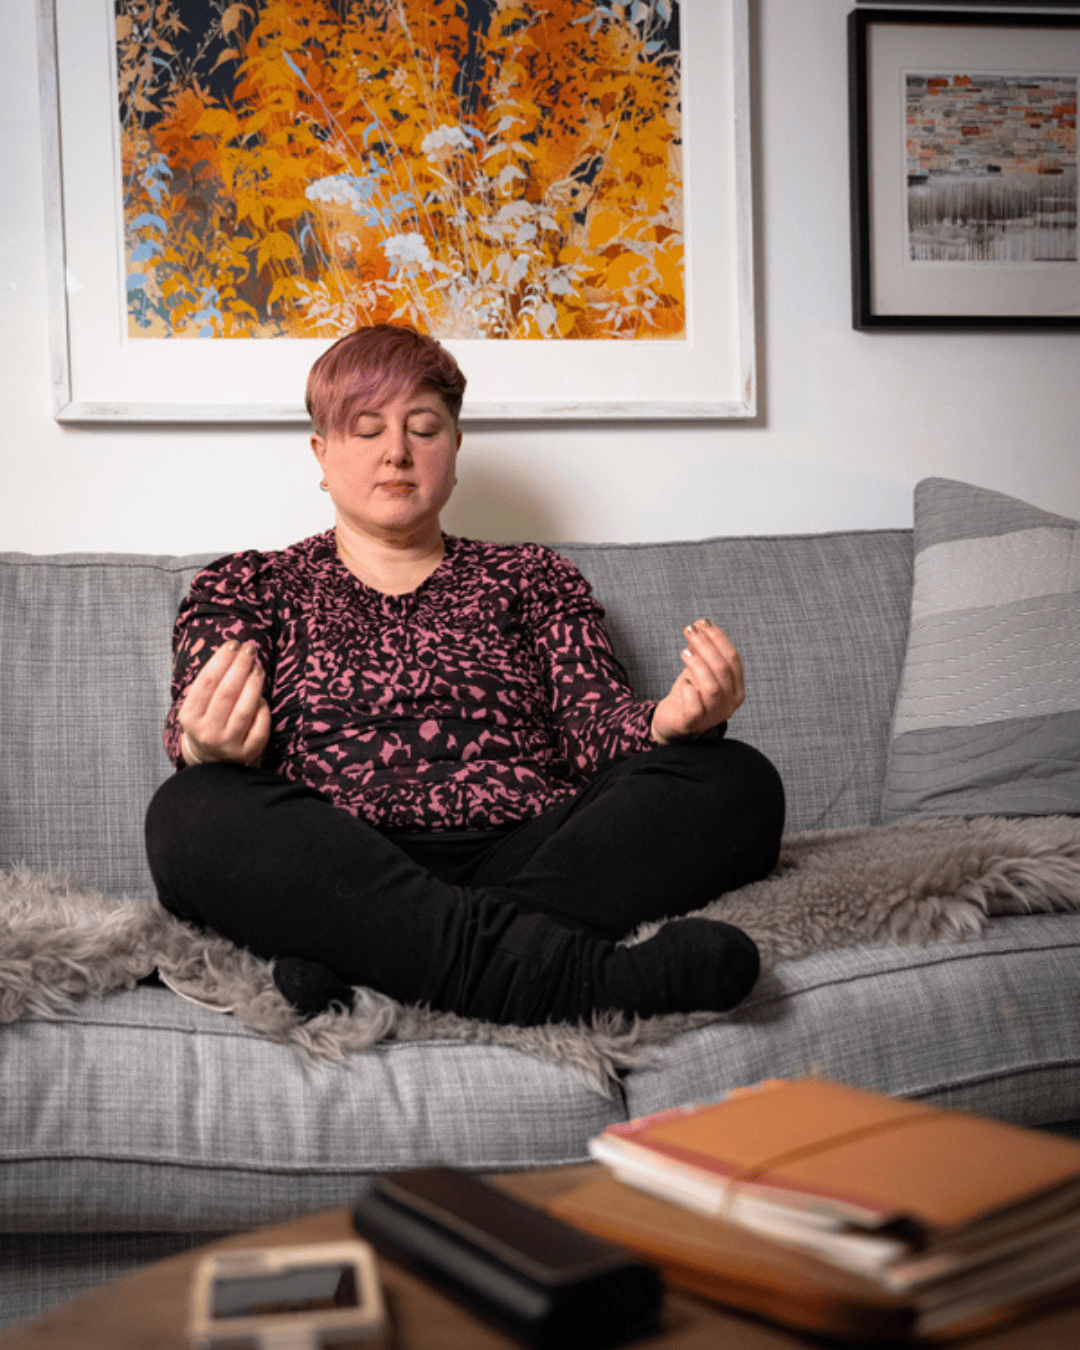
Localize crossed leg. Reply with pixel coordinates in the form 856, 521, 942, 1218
144, 740, 783, 1025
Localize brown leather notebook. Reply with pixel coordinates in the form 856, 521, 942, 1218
549, 1172, 915, 1342
570, 1081, 1080, 1341
548, 1171, 1080, 1343
590, 1078, 1080, 1237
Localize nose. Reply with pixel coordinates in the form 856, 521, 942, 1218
384, 423, 413, 465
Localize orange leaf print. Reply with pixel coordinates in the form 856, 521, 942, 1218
119, 0, 685, 340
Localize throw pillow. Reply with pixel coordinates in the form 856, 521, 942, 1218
882, 477, 1080, 822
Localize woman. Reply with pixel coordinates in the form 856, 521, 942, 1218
145, 325, 784, 1026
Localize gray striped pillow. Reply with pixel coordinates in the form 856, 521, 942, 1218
882, 478, 1080, 822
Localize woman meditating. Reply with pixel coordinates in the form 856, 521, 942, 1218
145, 325, 785, 1025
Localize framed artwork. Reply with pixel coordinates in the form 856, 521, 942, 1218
37, 0, 756, 423
849, 8, 1080, 329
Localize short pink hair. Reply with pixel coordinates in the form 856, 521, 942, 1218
306, 324, 467, 436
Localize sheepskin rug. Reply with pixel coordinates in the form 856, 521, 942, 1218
2, 815, 1079, 1093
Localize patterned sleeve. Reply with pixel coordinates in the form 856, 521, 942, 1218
163, 551, 278, 767
522, 547, 659, 778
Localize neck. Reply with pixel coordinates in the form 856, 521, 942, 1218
334, 520, 446, 596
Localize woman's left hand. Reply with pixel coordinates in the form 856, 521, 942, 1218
651, 619, 745, 744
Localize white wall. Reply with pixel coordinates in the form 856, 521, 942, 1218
3, 0, 1078, 556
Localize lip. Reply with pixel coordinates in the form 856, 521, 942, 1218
378, 481, 416, 495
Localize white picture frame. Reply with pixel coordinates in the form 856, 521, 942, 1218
37, 0, 756, 424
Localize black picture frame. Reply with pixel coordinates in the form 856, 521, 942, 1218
849, 8, 1080, 329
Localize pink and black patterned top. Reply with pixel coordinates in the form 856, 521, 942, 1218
165, 531, 660, 832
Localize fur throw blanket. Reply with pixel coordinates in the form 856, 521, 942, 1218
2, 816, 1079, 1095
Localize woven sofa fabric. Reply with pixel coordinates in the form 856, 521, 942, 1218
623, 914, 1080, 1129
0, 989, 625, 1234
558, 531, 912, 832
882, 479, 1080, 821
0, 553, 207, 898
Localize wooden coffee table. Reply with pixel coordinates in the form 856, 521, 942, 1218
3, 1166, 1079, 1349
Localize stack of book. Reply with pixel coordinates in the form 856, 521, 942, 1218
547, 1078, 1080, 1341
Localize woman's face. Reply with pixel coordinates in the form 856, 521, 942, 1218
311, 385, 461, 547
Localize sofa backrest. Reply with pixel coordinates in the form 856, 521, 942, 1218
559, 531, 913, 837
0, 552, 209, 899
0, 530, 912, 900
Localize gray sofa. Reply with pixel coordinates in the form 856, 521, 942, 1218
3, 487, 1079, 1327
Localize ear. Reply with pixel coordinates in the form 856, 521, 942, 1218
310, 433, 327, 469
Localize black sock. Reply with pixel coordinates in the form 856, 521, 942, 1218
272, 958, 355, 1018
600, 918, 760, 1018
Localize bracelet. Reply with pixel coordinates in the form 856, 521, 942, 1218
181, 732, 209, 765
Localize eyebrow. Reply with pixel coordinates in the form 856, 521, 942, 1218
354, 404, 445, 420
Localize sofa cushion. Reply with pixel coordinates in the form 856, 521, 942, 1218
882, 479, 1080, 821
558, 530, 912, 833
5, 914, 1078, 1239
0, 988, 625, 1234
623, 914, 1080, 1132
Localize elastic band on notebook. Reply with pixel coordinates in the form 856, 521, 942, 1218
721, 1109, 941, 1221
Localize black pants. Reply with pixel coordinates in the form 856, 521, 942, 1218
144, 739, 784, 1026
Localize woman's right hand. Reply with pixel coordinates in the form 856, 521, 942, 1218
178, 640, 271, 766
